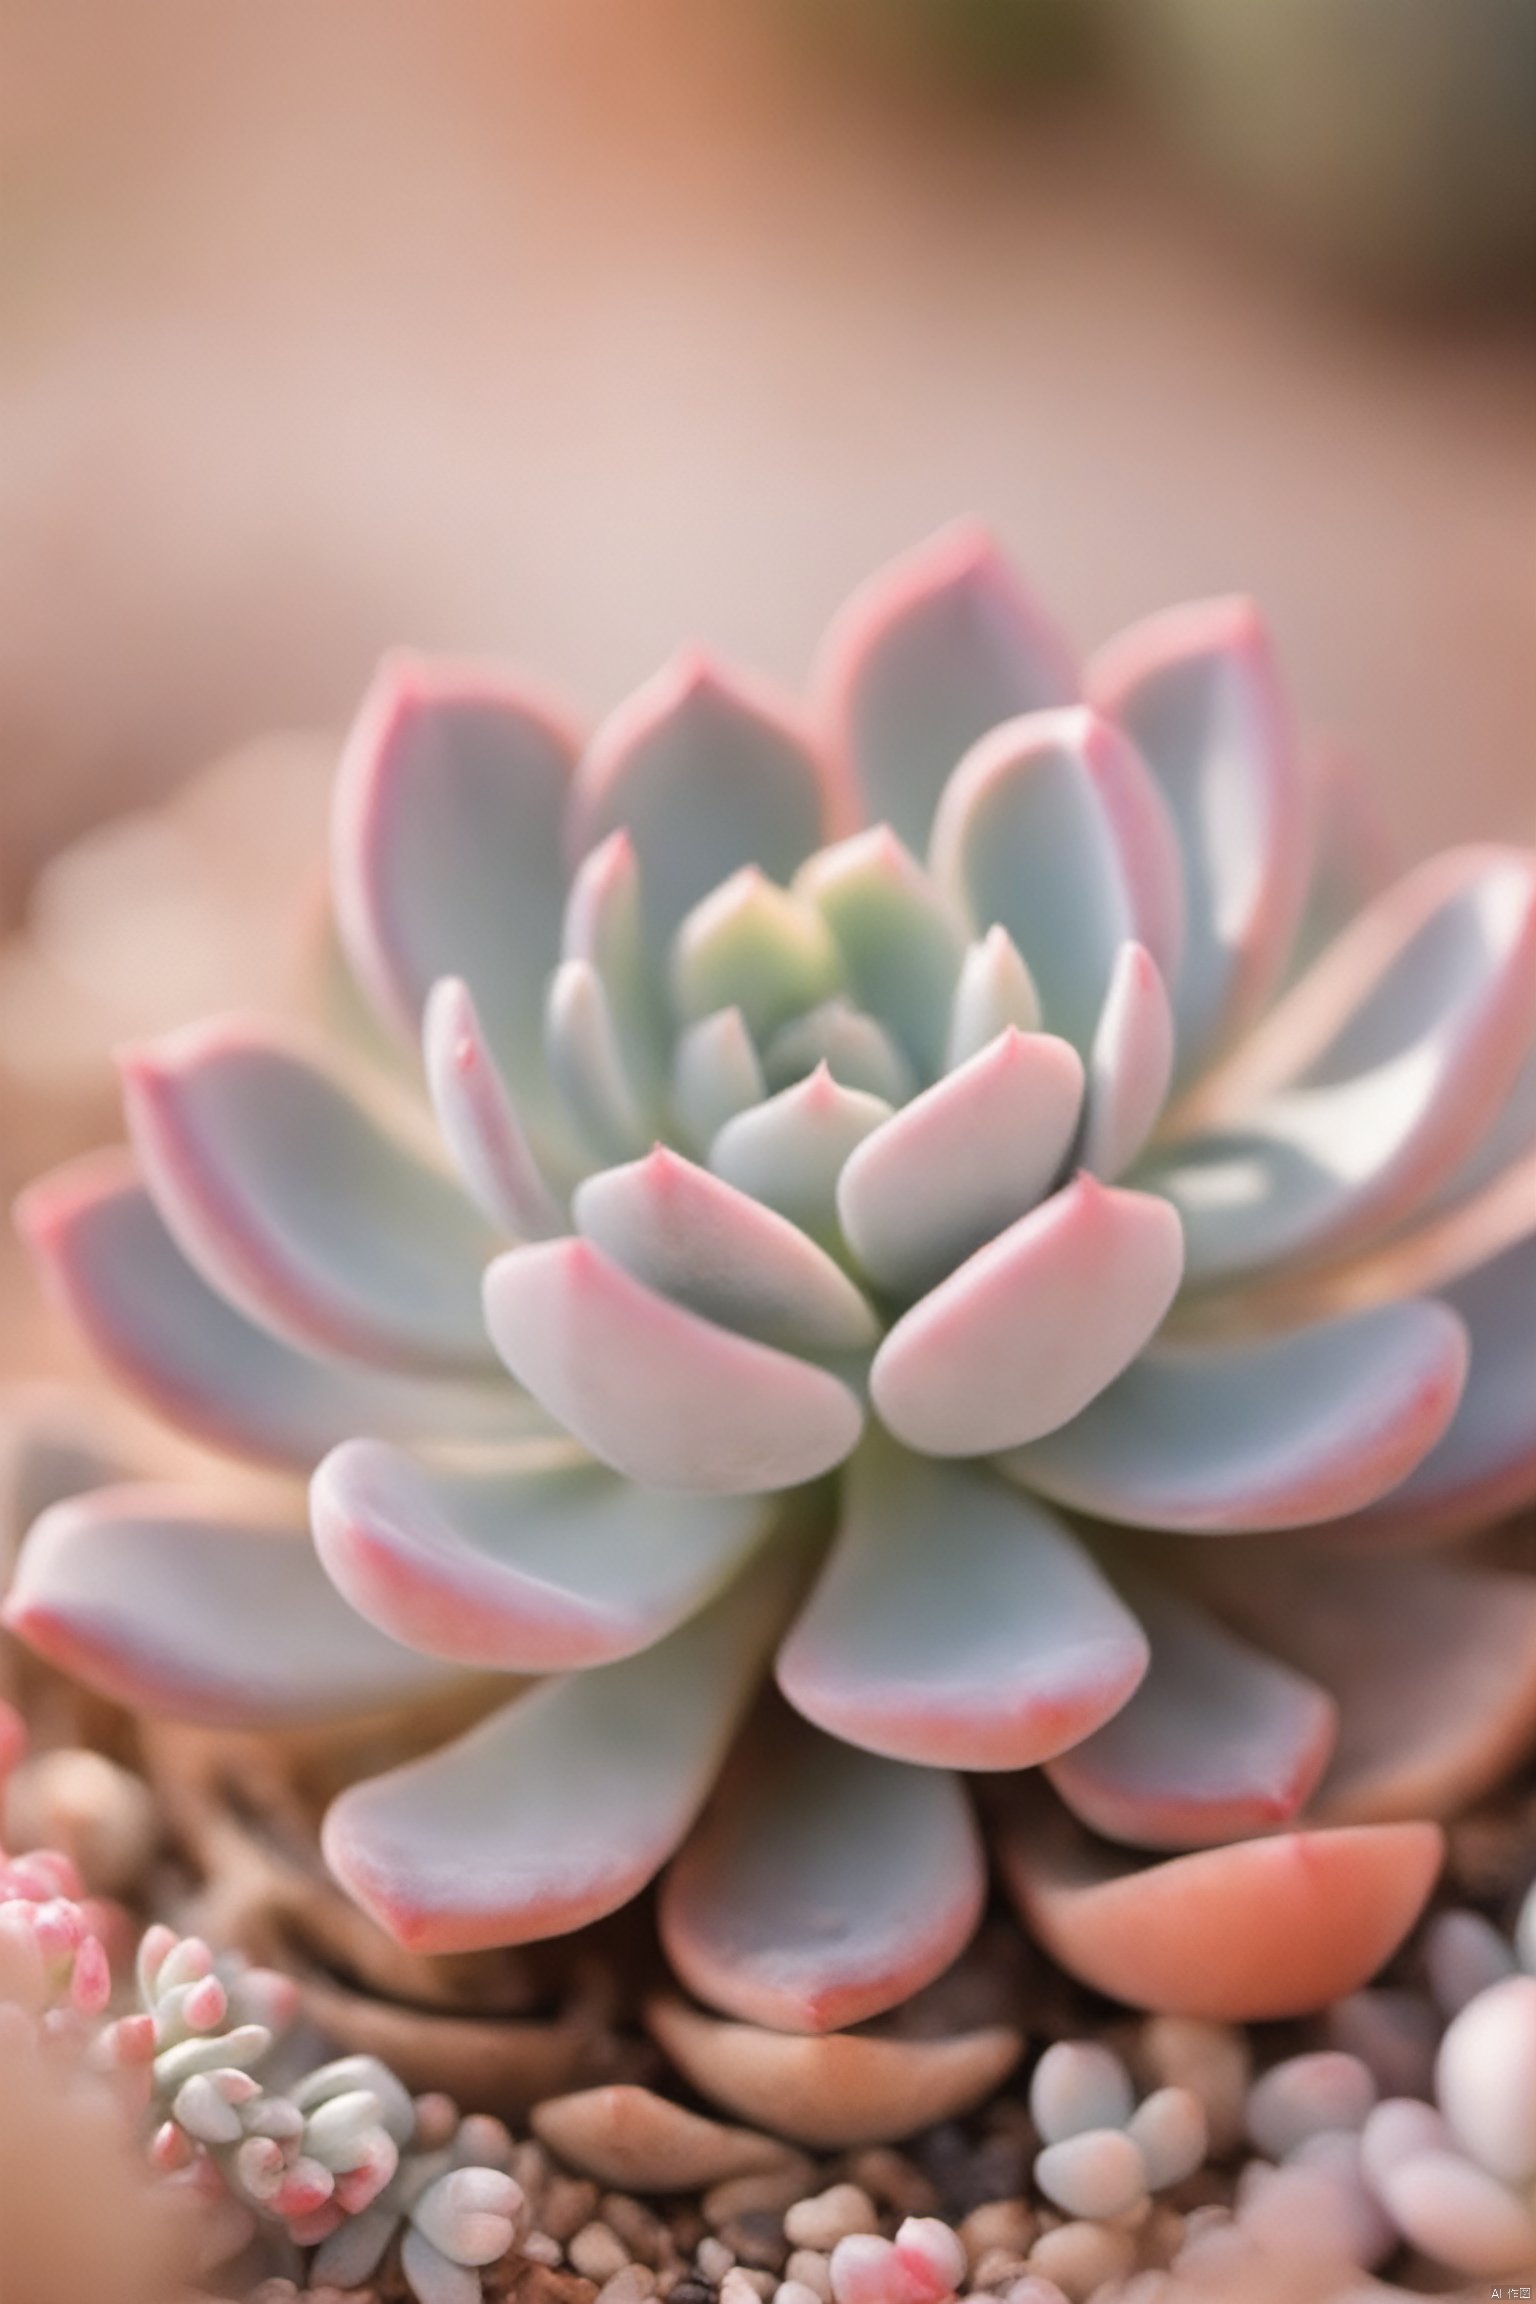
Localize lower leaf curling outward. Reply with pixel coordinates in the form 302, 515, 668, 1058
7, 526, 1536, 2084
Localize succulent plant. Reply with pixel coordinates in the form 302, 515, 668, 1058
8, 526, 1536, 2058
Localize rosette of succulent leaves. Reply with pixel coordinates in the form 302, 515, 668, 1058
8, 525, 1536, 2041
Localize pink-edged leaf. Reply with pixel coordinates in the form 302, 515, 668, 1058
1000, 1300, 1468, 1533
709, 1066, 892, 1253
1046, 1579, 1337, 1851
1090, 597, 1305, 1079
312, 1436, 772, 1673
836, 1029, 1084, 1301
945, 925, 1042, 1066
794, 827, 965, 1080
1079, 943, 1174, 1181
994, 1778, 1443, 2020
568, 655, 830, 958
871, 1175, 1183, 1457
4, 1486, 454, 1726
1155, 847, 1536, 1279
483, 1237, 863, 1492
1281, 743, 1395, 989
671, 1008, 766, 1153
120, 1019, 501, 1374
573, 1146, 879, 1354
543, 958, 648, 1163
16, 1153, 532, 1472
761, 1000, 915, 1106
322, 1539, 806, 1954
561, 828, 670, 1102
816, 523, 1080, 853
660, 1701, 986, 2033
423, 979, 565, 1238
1186, 1552, 1536, 1828
331, 657, 579, 1125
1338, 1226, 1536, 1543
929, 707, 1184, 1052
646, 1992, 1023, 2151
776, 1439, 1147, 1770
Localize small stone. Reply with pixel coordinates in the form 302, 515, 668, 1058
570, 2223, 632, 2284
525, 2235, 565, 2267
1025, 2221, 1135, 2303
843, 2150, 938, 2219
970, 2249, 1031, 2291
697, 2237, 736, 2285
517, 2268, 602, 2304
598, 2273, 657, 2304
513, 2140, 554, 2196
1424, 1906, 1518, 2017
544, 2179, 603, 2243
719, 2211, 789, 2273
4, 1747, 158, 1894
602, 2195, 671, 2268
1125, 2088, 1207, 2193
1002, 2284, 1072, 2304
775, 2285, 824, 2304
729, 2276, 776, 2303
1029, 2043, 1135, 2146
783, 2250, 833, 2302
666, 2281, 716, 2304
1245, 2053, 1375, 2160
720, 2271, 766, 2304
1136, 2019, 1249, 2158
958, 2200, 1036, 2269
704, 2167, 816, 2227
784, 2185, 880, 2252
1034, 2130, 1148, 2223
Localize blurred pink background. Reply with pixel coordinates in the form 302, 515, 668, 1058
1, 0, 1533, 907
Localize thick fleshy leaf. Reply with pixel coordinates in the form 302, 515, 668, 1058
561, 830, 669, 1102
646, 1992, 1023, 2150
543, 960, 648, 1163
312, 1437, 771, 1672
871, 1176, 1183, 1456
1150, 848, 1536, 1278
1046, 1580, 1337, 1851
1000, 1300, 1468, 1533
1079, 943, 1174, 1181
1188, 1554, 1536, 1827
777, 1440, 1147, 1770
836, 1029, 1084, 1301
1340, 1226, 1536, 1542
483, 1237, 863, 1492
331, 659, 578, 1121
994, 1780, 1443, 2020
572, 1147, 879, 1354
423, 979, 565, 1239
16, 1155, 533, 1472
1437, 1974, 1536, 2192
761, 1001, 915, 1106
930, 707, 1184, 1053
1090, 597, 1305, 1078
945, 925, 1042, 1066
670, 869, 844, 1045
530, 2088, 800, 2193
323, 1543, 805, 1953
5, 1486, 454, 1726
710, 1068, 892, 1253
121, 1020, 500, 1373
671, 1008, 766, 1154
817, 524, 1080, 853
569, 656, 829, 958
794, 829, 965, 1080
660, 1704, 986, 2033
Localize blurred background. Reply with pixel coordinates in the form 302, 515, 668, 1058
0, 0, 1533, 1276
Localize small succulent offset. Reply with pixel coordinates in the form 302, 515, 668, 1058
9, 526, 1536, 2036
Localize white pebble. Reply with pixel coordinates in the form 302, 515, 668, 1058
775, 2284, 826, 2304
721, 2271, 765, 2304
1374, 2146, 1536, 2278
1137, 2018, 1249, 2157
1033, 2129, 1148, 2222
1358, 2096, 1452, 2189
697, 2237, 736, 2284
1125, 2086, 1207, 2191
785, 2185, 881, 2252
1029, 2042, 1134, 2144
570, 2222, 631, 2283
1436, 1972, 1536, 2189
1424, 1907, 1518, 2016
784, 2251, 833, 2302
1002, 2284, 1071, 2304
1287, 2131, 1395, 2269
1245, 2053, 1375, 2159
